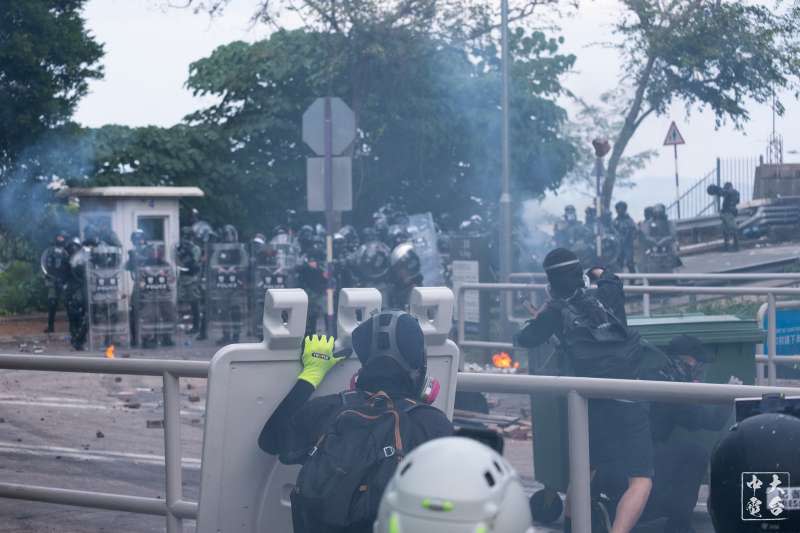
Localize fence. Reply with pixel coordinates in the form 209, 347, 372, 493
458, 282, 800, 386
666, 157, 759, 220
754, 300, 800, 385
0, 355, 209, 533
508, 271, 800, 319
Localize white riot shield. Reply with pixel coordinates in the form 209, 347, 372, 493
207, 243, 250, 341
135, 263, 177, 346
407, 212, 444, 286
196, 287, 459, 533
86, 245, 129, 350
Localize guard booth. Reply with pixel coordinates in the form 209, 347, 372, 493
57, 186, 204, 300
196, 286, 459, 533
528, 313, 764, 492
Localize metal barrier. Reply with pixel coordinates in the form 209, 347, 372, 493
457, 372, 800, 533
0, 355, 208, 532
458, 282, 800, 386
509, 272, 800, 319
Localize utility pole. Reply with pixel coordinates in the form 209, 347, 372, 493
499, 0, 512, 334
592, 138, 611, 259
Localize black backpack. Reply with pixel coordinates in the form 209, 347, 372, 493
293, 390, 431, 530
550, 291, 643, 379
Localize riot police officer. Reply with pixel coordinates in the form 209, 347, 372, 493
388, 242, 423, 310
554, 205, 595, 267
295, 244, 327, 335
207, 225, 248, 345
137, 243, 177, 348
126, 230, 147, 347
708, 182, 740, 251
42, 232, 71, 333
64, 237, 88, 351
613, 201, 637, 273
177, 227, 203, 334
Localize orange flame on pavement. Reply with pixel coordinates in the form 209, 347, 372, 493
492, 352, 519, 369
105, 345, 115, 359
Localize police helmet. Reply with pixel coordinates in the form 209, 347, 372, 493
338, 225, 360, 250
332, 232, 347, 258
297, 225, 314, 245
652, 203, 666, 218
387, 224, 411, 248
644, 206, 654, 220
220, 225, 238, 243
723, 181, 733, 190
615, 201, 628, 215
374, 217, 390, 240
356, 241, 391, 281
130, 229, 146, 247
709, 408, 800, 531
375, 437, 534, 533
54, 231, 67, 247
390, 242, 422, 285
252, 233, 267, 246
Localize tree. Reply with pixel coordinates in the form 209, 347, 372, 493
0, 0, 104, 169
182, 28, 576, 230
0, 0, 103, 253
598, 0, 800, 212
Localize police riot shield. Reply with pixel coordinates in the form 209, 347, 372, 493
207, 243, 250, 343
86, 244, 130, 350
406, 212, 444, 286
250, 241, 292, 338
135, 262, 177, 348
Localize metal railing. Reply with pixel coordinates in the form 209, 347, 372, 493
666, 157, 758, 220
457, 282, 800, 386
667, 165, 718, 220
0, 355, 209, 533
508, 272, 800, 319
456, 372, 800, 532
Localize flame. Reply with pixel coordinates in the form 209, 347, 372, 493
105, 345, 115, 359
492, 352, 517, 369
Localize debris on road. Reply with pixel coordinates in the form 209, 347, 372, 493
114, 377, 122, 383
146, 420, 164, 429
96, 431, 105, 439
188, 394, 200, 403
124, 402, 141, 409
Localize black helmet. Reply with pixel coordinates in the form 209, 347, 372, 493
564, 205, 577, 222
351, 311, 427, 395
387, 224, 411, 249
356, 241, 392, 281
221, 224, 239, 243
709, 405, 800, 531
338, 225, 360, 250
615, 201, 628, 214
390, 242, 422, 286
644, 206, 654, 220
66, 236, 83, 255
54, 231, 67, 247
374, 217, 390, 241
652, 203, 666, 218
297, 225, 314, 247
131, 229, 146, 247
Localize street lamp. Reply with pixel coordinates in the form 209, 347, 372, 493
591, 138, 611, 257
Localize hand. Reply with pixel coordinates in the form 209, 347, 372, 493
297, 335, 343, 389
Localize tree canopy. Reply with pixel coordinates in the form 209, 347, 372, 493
599, 0, 800, 211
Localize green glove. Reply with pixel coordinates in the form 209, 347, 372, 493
297, 335, 342, 389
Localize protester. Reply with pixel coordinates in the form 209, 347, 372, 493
374, 436, 534, 533
515, 248, 653, 533
258, 311, 452, 533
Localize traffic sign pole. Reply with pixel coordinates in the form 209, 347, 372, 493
324, 97, 335, 335
673, 144, 681, 219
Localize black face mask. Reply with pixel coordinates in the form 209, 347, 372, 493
677, 358, 705, 382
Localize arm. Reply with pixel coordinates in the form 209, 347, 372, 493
514, 305, 561, 348
257, 335, 344, 457
589, 268, 628, 324
258, 380, 315, 454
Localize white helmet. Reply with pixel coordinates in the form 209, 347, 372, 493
374, 437, 535, 533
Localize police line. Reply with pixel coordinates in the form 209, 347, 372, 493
0, 287, 799, 533
457, 281, 800, 387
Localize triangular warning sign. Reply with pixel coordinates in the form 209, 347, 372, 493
663, 121, 686, 146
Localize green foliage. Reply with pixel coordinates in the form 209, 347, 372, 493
0, 0, 104, 168
0, 1, 102, 259
0, 261, 47, 315
599, 0, 800, 211
177, 28, 576, 231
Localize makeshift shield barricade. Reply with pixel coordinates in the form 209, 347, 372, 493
86, 244, 129, 350
135, 263, 177, 348
207, 243, 250, 342
196, 286, 460, 533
